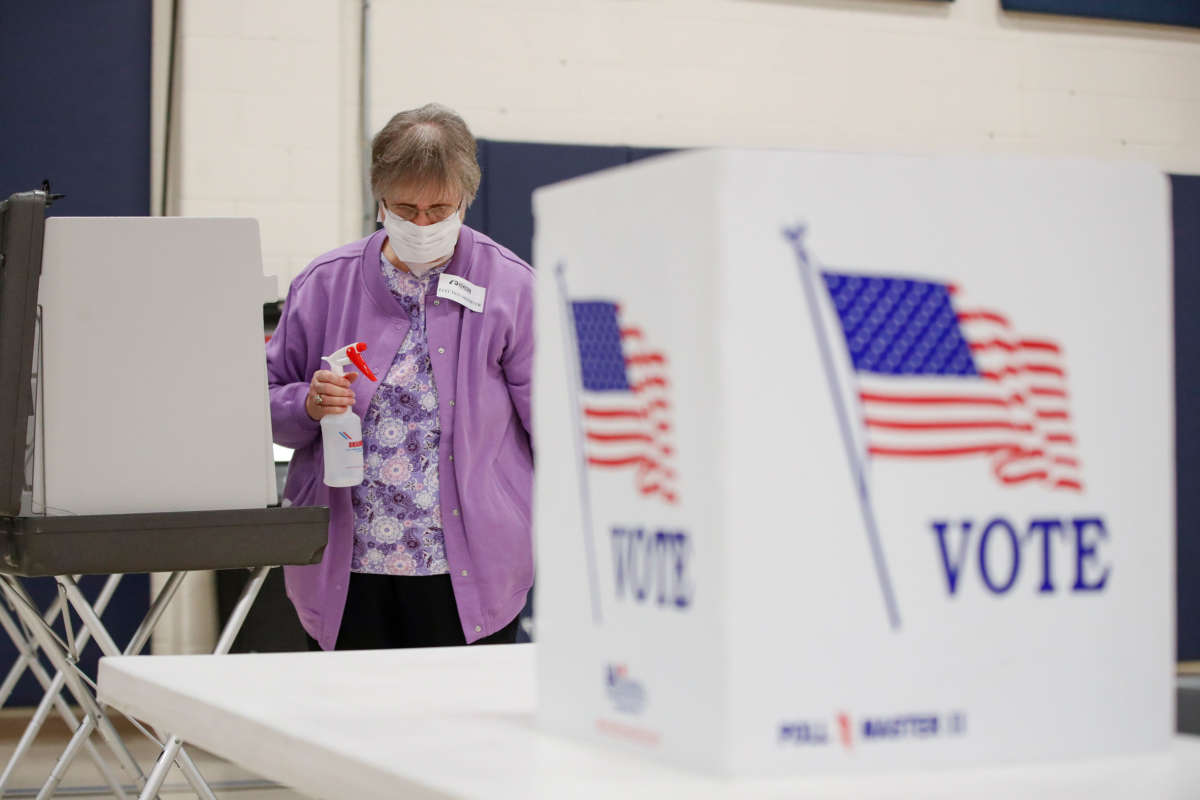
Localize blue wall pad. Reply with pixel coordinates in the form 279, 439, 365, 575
1174, 173, 1200, 661
0, 0, 152, 215
469, 140, 672, 266
1001, 0, 1200, 29
0, 0, 152, 706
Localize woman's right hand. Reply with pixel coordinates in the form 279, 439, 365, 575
305, 370, 359, 421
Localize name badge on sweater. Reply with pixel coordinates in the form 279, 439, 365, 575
436, 274, 486, 313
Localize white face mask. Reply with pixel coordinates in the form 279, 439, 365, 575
380, 205, 462, 277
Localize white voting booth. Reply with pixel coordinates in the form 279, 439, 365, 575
35, 216, 278, 515
0, 203, 328, 800
533, 151, 1173, 776
35, 217, 280, 658
40, 215, 286, 646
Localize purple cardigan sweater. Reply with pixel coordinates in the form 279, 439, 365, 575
267, 226, 534, 649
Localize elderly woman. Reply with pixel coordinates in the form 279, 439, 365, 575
267, 104, 533, 650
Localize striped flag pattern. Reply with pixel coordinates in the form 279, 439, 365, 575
571, 301, 678, 504
822, 273, 1083, 492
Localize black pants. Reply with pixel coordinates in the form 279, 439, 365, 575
305, 572, 519, 651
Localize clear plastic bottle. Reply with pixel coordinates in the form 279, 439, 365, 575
319, 342, 377, 487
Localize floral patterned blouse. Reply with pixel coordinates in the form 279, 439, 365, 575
349, 253, 448, 576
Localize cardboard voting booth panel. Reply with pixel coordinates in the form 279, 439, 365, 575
35, 217, 278, 515
532, 150, 1173, 775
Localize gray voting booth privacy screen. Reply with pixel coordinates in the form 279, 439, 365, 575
0, 192, 47, 518
0, 194, 141, 708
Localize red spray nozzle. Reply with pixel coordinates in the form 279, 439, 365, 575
345, 342, 378, 382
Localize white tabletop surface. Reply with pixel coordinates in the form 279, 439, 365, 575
98, 644, 1200, 800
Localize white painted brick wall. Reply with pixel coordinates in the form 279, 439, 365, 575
172, 0, 1200, 295
369, 0, 1200, 164
174, 0, 357, 294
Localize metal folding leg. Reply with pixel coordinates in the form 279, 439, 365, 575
28, 567, 273, 800
14, 571, 222, 800
0, 582, 68, 705
47, 573, 218, 800
136, 565, 272, 800
0, 503, 329, 797
0, 571, 219, 799
0, 575, 149, 798
0, 576, 119, 696
0, 576, 129, 797
0, 576, 122, 704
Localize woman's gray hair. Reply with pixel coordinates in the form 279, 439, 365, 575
370, 103, 481, 208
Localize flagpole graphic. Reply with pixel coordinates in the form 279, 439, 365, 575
784, 226, 902, 631
554, 262, 604, 625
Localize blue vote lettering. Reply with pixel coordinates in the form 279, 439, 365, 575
611, 527, 693, 609
931, 516, 1109, 596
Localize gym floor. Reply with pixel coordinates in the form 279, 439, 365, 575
1, 710, 306, 799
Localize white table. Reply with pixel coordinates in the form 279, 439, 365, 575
98, 644, 1200, 800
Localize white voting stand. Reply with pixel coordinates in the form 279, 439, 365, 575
94, 645, 1200, 800
532, 151, 1173, 776
34, 216, 277, 515
0, 214, 328, 800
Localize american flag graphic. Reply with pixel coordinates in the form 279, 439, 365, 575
822, 273, 1083, 492
570, 301, 679, 504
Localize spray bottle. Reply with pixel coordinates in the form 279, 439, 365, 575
320, 342, 378, 487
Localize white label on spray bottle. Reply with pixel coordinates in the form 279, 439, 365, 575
321, 411, 365, 487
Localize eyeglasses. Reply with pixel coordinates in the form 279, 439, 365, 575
383, 199, 461, 224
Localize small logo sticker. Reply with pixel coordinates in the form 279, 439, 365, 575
605, 663, 646, 714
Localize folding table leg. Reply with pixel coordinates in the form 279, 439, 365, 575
56, 573, 217, 795
0, 573, 117, 709
0, 667, 129, 799
0, 580, 128, 798
58, 575, 123, 660
39, 715, 102, 800
0, 575, 119, 705
123, 571, 188, 656
213, 566, 270, 655
137, 565, 273, 800
57, 573, 220, 799
0, 591, 63, 705
0, 576, 151, 798
138, 735, 219, 800
0, 599, 29, 704
125, 573, 220, 799
20, 572, 186, 798
173, 746, 219, 800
